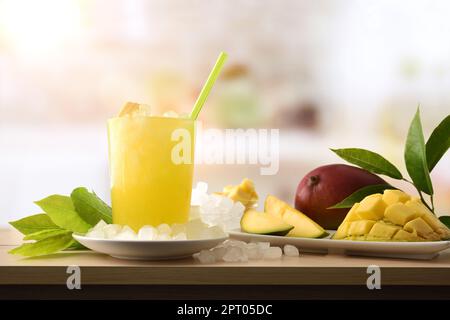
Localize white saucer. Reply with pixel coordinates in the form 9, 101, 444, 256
73, 234, 228, 260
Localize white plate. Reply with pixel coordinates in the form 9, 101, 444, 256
229, 230, 450, 260
73, 234, 228, 260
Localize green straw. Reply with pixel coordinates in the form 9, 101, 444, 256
189, 51, 228, 120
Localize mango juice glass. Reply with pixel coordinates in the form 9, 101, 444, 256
107, 116, 195, 231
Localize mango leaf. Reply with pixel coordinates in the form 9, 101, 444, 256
71, 187, 112, 225
35, 195, 91, 233
330, 148, 403, 179
23, 229, 67, 241
9, 231, 74, 257
9, 213, 59, 235
329, 184, 396, 209
404, 108, 433, 195
439, 216, 450, 228
426, 115, 450, 172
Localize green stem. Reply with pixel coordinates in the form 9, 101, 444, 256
402, 178, 434, 213
430, 195, 435, 212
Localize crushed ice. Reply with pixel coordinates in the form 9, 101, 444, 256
192, 240, 300, 264
84, 218, 226, 241
191, 182, 245, 231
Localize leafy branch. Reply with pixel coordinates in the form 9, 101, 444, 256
9, 188, 111, 257
331, 107, 450, 215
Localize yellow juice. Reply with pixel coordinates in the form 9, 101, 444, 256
107, 116, 195, 231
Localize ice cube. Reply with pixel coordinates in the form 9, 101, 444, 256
223, 246, 247, 262
157, 223, 172, 234
283, 244, 300, 257
92, 220, 108, 231
254, 241, 270, 251
157, 233, 171, 240
263, 247, 282, 260
199, 196, 216, 214
211, 194, 225, 207
86, 228, 105, 239
114, 226, 137, 240
138, 225, 157, 240
222, 219, 240, 231
193, 250, 216, 264
230, 202, 245, 217
189, 206, 201, 220
223, 240, 247, 248
172, 232, 187, 240
211, 246, 228, 260
103, 224, 122, 239
162, 110, 179, 118
198, 225, 226, 239
171, 223, 186, 236
186, 218, 209, 239
217, 196, 234, 212
246, 243, 264, 260
196, 182, 208, 194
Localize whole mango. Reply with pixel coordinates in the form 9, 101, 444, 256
295, 164, 386, 229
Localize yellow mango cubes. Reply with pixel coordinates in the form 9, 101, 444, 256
219, 178, 259, 210
333, 190, 450, 241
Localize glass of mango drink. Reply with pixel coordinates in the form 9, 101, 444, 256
108, 107, 195, 231
107, 52, 227, 232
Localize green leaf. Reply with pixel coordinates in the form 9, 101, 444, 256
426, 115, 450, 172
71, 187, 112, 225
439, 216, 450, 228
35, 195, 91, 233
9, 231, 74, 257
23, 229, 67, 241
329, 184, 396, 209
9, 213, 59, 235
404, 108, 433, 195
330, 148, 403, 179
65, 240, 87, 251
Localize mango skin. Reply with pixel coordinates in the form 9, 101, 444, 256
333, 190, 450, 242
295, 164, 387, 230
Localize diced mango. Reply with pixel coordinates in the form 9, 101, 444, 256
384, 203, 417, 226
404, 217, 439, 240
382, 189, 410, 206
334, 189, 450, 242
348, 220, 376, 236
422, 213, 450, 238
392, 229, 422, 241
221, 178, 259, 210
333, 222, 351, 239
368, 222, 401, 239
355, 194, 385, 220
404, 199, 431, 217
342, 203, 361, 223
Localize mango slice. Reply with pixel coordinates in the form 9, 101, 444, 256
333, 189, 450, 241
264, 195, 328, 238
240, 209, 293, 236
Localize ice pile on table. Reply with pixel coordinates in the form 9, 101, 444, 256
193, 240, 300, 263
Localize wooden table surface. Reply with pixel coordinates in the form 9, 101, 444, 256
1, 228, 449, 299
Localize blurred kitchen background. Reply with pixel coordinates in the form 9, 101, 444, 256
1, 0, 450, 226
